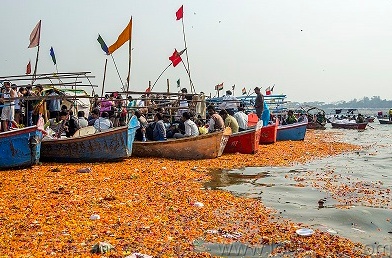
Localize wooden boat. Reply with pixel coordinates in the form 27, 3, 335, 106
331, 121, 367, 130
132, 128, 231, 160
224, 121, 262, 154
259, 118, 278, 144
307, 121, 326, 130
40, 116, 139, 162
277, 119, 308, 141
379, 119, 392, 124
0, 126, 42, 169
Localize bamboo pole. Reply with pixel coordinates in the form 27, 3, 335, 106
101, 58, 108, 98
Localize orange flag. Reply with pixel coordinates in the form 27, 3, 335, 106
28, 20, 41, 48
26, 61, 31, 74
108, 18, 132, 54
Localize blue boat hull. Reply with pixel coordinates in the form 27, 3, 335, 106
40, 116, 138, 163
276, 121, 307, 141
0, 126, 42, 170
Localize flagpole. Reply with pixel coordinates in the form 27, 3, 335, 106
32, 45, 40, 84
110, 54, 124, 88
151, 63, 172, 91
101, 58, 108, 97
181, 14, 195, 94
180, 60, 195, 93
126, 17, 132, 95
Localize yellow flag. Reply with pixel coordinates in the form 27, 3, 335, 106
108, 18, 132, 54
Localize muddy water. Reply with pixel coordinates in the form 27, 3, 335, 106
205, 121, 392, 252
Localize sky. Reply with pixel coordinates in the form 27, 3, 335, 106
1, 0, 392, 103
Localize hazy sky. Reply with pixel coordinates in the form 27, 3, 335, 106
1, 0, 392, 102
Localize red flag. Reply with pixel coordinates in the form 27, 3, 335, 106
176, 5, 183, 20
169, 49, 183, 67
145, 86, 151, 93
265, 86, 271, 95
26, 61, 31, 74
28, 20, 41, 48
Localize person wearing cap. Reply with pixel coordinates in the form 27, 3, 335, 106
219, 90, 239, 115
254, 87, 264, 120
1, 81, 18, 131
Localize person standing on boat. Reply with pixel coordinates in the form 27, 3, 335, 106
254, 87, 264, 120
152, 112, 167, 141
0, 81, 18, 132
261, 101, 270, 126
219, 90, 239, 115
219, 109, 239, 133
233, 106, 248, 131
47, 89, 61, 119
207, 105, 225, 133
389, 108, 392, 121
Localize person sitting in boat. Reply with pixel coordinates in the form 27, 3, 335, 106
65, 110, 80, 137
207, 105, 225, 133
44, 112, 63, 132
219, 109, 239, 133
88, 108, 100, 126
286, 110, 297, 124
233, 106, 248, 131
195, 119, 208, 135
152, 112, 166, 141
356, 114, 365, 123
77, 111, 88, 128
94, 111, 113, 132
173, 112, 199, 139
44, 110, 68, 138
219, 90, 239, 115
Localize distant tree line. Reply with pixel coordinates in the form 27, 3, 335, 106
291, 96, 392, 109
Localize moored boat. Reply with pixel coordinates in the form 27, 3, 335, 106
379, 119, 392, 125
224, 121, 262, 154
331, 121, 367, 130
40, 116, 139, 162
259, 118, 278, 144
276, 118, 308, 141
0, 126, 42, 169
132, 128, 231, 160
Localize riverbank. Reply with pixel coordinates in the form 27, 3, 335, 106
0, 131, 366, 257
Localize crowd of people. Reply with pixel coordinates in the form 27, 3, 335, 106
1, 82, 281, 140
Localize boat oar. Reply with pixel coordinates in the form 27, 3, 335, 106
367, 124, 375, 129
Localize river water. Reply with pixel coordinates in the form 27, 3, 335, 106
204, 120, 392, 255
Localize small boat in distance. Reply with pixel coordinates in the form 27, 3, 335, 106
40, 116, 139, 162
378, 119, 392, 125
276, 118, 308, 141
0, 126, 42, 170
331, 121, 367, 130
132, 128, 231, 160
224, 121, 262, 154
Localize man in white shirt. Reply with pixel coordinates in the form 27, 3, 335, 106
174, 112, 199, 138
233, 106, 248, 131
94, 111, 113, 132
219, 90, 239, 115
